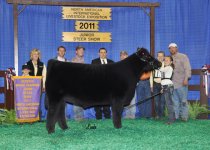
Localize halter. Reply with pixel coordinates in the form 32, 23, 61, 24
135, 51, 156, 68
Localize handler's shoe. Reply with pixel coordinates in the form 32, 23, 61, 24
75, 118, 85, 122
125, 116, 135, 119
155, 116, 160, 120
181, 118, 188, 122
165, 121, 174, 125
159, 117, 164, 121
155, 116, 164, 120
165, 118, 176, 125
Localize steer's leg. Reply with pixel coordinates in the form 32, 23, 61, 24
46, 96, 60, 134
112, 100, 123, 128
57, 100, 68, 131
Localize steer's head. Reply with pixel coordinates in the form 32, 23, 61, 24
136, 47, 162, 80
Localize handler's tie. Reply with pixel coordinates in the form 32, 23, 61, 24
102, 60, 106, 64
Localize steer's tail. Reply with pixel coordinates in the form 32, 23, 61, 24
45, 59, 57, 93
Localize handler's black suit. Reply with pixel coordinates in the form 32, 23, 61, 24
91, 58, 114, 119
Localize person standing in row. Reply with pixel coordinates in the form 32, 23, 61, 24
120, 50, 136, 119
169, 43, 191, 121
159, 56, 175, 124
26, 48, 46, 120
91, 48, 114, 120
45, 46, 68, 111
71, 46, 86, 121
150, 51, 165, 119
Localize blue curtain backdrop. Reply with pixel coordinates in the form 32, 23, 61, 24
0, 0, 210, 119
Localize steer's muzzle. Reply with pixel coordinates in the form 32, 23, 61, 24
150, 59, 162, 70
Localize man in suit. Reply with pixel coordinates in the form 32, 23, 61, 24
91, 47, 114, 119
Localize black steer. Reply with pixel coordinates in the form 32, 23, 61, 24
46, 47, 161, 133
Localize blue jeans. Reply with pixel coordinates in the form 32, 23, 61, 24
136, 80, 152, 118
65, 104, 73, 119
65, 104, 84, 120
173, 86, 188, 119
124, 91, 136, 119
73, 106, 84, 120
163, 85, 175, 121
154, 82, 165, 118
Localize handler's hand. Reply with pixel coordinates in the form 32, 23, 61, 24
151, 87, 153, 93
42, 87, 45, 92
183, 79, 188, 86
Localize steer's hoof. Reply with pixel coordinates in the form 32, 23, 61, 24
114, 124, 122, 129
61, 126, 69, 131
48, 130, 55, 134
47, 127, 55, 134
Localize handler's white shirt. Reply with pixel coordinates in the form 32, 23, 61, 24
100, 58, 107, 64
159, 66, 173, 86
57, 56, 65, 62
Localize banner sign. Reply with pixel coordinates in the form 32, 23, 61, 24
62, 32, 111, 42
13, 76, 42, 123
75, 21, 99, 31
62, 7, 111, 20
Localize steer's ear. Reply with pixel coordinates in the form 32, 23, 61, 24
136, 47, 145, 52
136, 47, 149, 54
